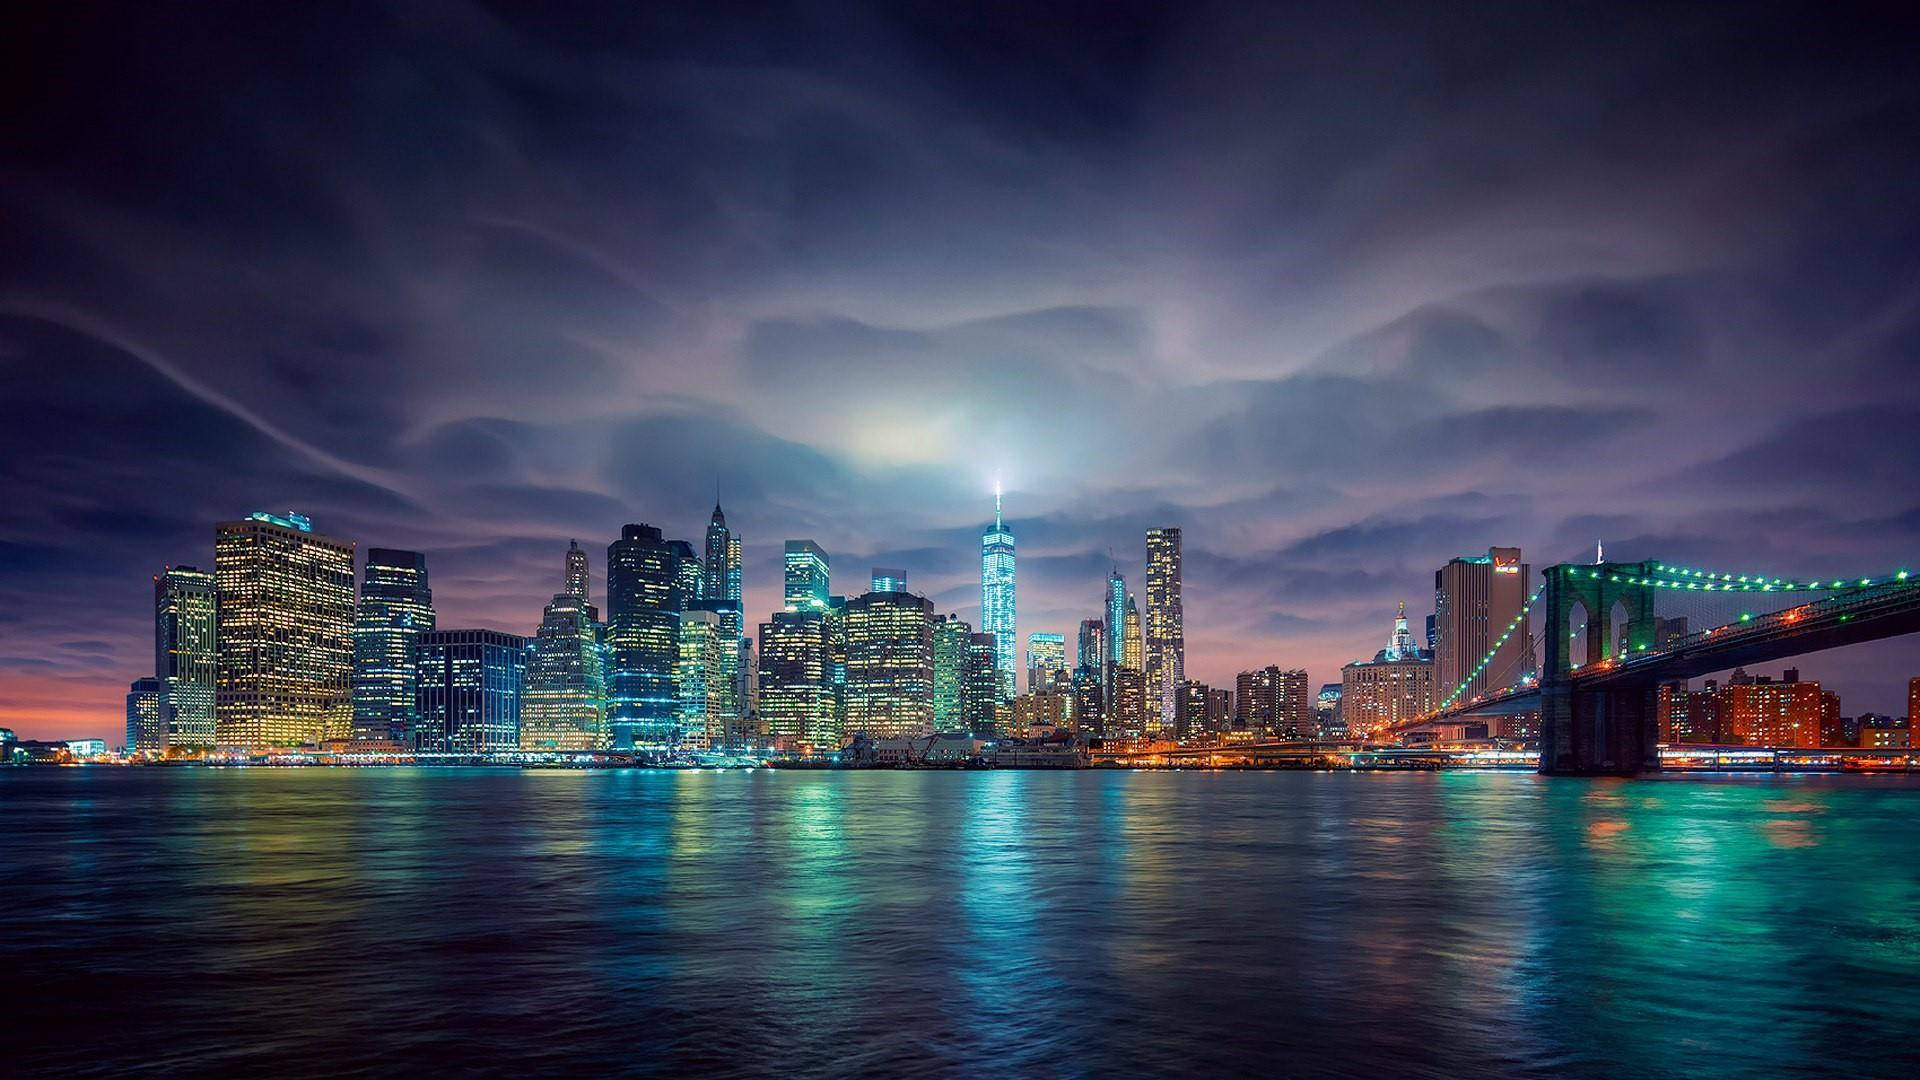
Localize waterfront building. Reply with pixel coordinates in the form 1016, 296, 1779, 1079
933, 614, 973, 730
1109, 667, 1147, 741
606, 524, 686, 750
350, 548, 435, 745
677, 609, 729, 749
565, 539, 590, 602
1340, 603, 1435, 738
1143, 527, 1184, 737
1026, 632, 1067, 693
980, 487, 1017, 700
126, 677, 165, 752
522, 589, 607, 751
1235, 666, 1279, 736
1859, 714, 1910, 748
1177, 680, 1232, 739
1718, 668, 1827, 748
759, 609, 836, 750
783, 540, 830, 610
844, 588, 936, 737
1011, 690, 1073, 737
153, 565, 217, 750
1072, 667, 1106, 738
962, 631, 1000, 736
214, 511, 356, 749
1433, 547, 1532, 706
871, 567, 908, 594
415, 629, 526, 753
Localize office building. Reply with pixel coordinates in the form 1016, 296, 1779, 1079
415, 629, 526, 753
606, 524, 686, 750
1026, 632, 1067, 693
871, 567, 908, 594
1072, 667, 1106, 738
1012, 690, 1073, 736
1109, 666, 1147, 741
1340, 603, 1435, 738
844, 588, 936, 737
1077, 619, 1105, 675
783, 540, 830, 610
1316, 683, 1343, 738
214, 511, 356, 749
1122, 596, 1142, 672
350, 548, 435, 745
933, 614, 973, 730
1433, 547, 1532, 706
962, 631, 1000, 736
1143, 527, 1184, 737
522, 587, 608, 752
759, 609, 837, 750
677, 609, 729, 749
1106, 569, 1127, 669
981, 487, 1017, 700
126, 677, 165, 752
565, 539, 590, 603
153, 565, 217, 750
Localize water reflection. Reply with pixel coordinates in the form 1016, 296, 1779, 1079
4, 769, 1918, 1076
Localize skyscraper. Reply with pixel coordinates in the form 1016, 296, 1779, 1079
1106, 568, 1126, 669
522, 588, 608, 752
351, 548, 435, 745
677, 609, 729, 749
1122, 595, 1142, 672
783, 540, 830, 610
962, 631, 1000, 737
1026, 632, 1067, 693
565, 539, 590, 602
759, 609, 836, 750
845, 587, 935, 737
154, 565, 217, 751
415, 629, 526, 753
1077, 618, 1105, 675
1110, 666, 1147, 741
871, 567, 908, 593
980, 486, 1016, 700
933, 614, 973, 730
606, 524, 686, 750
1434, 547, 1532, 706
1276, 668, 1312, 739
702, 505, 748, 728
1144, 527, 1184, 738
214, 511, 356, 749
126, 677, 165, 752
1235, 667, 1280, 735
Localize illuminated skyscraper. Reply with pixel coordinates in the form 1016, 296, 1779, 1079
933, 614, 973, 730
783, 540, 830, 610
1110, 666, 1147, 741
351, 548, 435, 745
1077, 618, 1105, 675
606, 524, 686, 750
1026, 632, 1067, 693
1434, 547, 1532, 705
416, 629, 525, 753
1144, 527, 1184, 738
522, 589, 607, 751
1122, 596, 1142, 672
1071, 668, 1106, 738
759, 609, 836, 750
980, 486, 1016, 699
565, 540, 590, 601
677, 609, 729, 749
871, 567, 908, 593
701, 506, 748, 725
154, 565, 217, 750
1106, 569, 1126, 668
215, 511, 356, 749
962, 632, 1000, 736
126, 677, 165, 752
845, 588, 935, 737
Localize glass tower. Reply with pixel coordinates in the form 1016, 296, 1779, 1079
154, 565, 217, 751
1106, 569, 1126, 668
524, 542, 608, 751
1144, 527, 1184, 738
783, 540, 830, 610
980, 486, 1016, 700
932, 614, 973, 730
126, 677, 165, 752
1026, 632, 1067, 693
415, 629, 526, 753
759, 609, 835, 750
606, 524, 685, 750
844, 588, 935, 737
566, 540, 590, 600
215, 511, 356, 750
351, 548, 435, 745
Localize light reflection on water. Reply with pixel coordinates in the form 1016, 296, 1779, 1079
4, 768, 1918, 1077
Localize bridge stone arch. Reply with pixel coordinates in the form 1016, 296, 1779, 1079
1540, 560, 1660, 775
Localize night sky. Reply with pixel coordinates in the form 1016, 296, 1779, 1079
5, 2, 1919, 741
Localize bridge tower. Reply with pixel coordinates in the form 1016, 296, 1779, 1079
1539, 560, 1660, 775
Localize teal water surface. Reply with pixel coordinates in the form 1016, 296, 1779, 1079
4, 768, 1917, 1077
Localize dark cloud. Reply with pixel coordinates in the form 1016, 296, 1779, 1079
5, 1, 1920, 736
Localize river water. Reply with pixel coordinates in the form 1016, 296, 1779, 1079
5, 768, 1917, 1077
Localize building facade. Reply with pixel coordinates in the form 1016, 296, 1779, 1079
1340, 603, 1435, 739
154, 565, 217, 750
962, 631, 1000, 736
606, 524, 686, 749
350, 548, 435, 745
783, 540, 830, 610
845, 589, 936, 737
1143, 527, 1184, 737
415, 629, 526, 753
759, 609, 837, 750
522, 589, 608, 751
932, 614, 973, 731
1433, 547, 1532, 707
677, 609, 729, 749
1026, 632, 1067, 693
126, 677, 165, 752
214, 511, 356, 749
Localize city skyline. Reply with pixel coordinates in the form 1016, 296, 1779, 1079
6, 4, 1920, 740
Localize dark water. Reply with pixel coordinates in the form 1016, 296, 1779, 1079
5, 768, 1919, 1077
